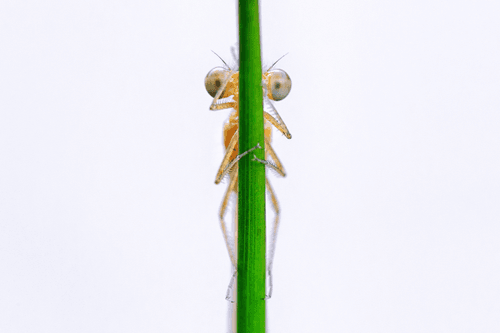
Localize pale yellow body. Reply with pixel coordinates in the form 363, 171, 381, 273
205, 63, 292, 299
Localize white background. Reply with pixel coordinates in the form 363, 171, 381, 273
1, 1, 499, 332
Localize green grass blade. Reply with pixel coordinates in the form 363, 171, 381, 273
237, 0, 266, 332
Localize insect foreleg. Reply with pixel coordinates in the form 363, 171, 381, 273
264, 104, 292, 139
209, 70, 235, 111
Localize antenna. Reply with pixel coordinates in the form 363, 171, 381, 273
211, 50, 231, 70
266, 53, 289, 72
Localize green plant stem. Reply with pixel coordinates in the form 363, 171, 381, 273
237, 0, 266, 332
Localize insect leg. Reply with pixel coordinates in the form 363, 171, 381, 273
216, 142, 262, 184
264, 138, 285, 175
209, 70, 236, 111
264, 104, 292, 139
215, 129, 239, 184
219, 170, 240, 302
251, 138, 286, 177
265, 177, 280, 300
225, 270, 237, 303
219, 169, 239, 269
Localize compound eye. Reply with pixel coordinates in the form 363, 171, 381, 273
267, 69, 291, 101
205, 67, 229, 97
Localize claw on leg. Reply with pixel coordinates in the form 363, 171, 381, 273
264, 269, 273, 300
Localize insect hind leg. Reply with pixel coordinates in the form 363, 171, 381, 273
265, 177, 280, 300
219, 170, 238, 269
225, 270, 237, 303
218, 167, 240, 302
